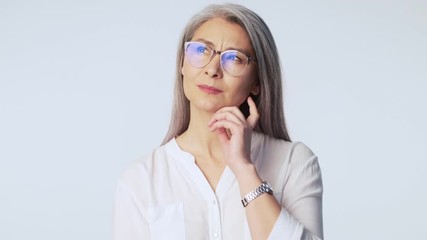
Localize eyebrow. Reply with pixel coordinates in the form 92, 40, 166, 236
192, 38, 253, 56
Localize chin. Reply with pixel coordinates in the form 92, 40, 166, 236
192, 100, 223, 113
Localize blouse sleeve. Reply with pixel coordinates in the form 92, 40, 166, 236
268, 142, 324, 240
112, 180, 150, 240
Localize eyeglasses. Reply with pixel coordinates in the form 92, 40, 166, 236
184, 41, 256, 77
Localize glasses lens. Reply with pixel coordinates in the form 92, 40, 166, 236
184, 42, 251, 76
185, 42, 211, 68
221, 50, 249, 76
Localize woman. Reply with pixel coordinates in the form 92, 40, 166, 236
113, 3, 323, 240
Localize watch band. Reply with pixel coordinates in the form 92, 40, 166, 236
241, 181, 273, 207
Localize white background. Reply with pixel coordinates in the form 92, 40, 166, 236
1, 0, 426, 239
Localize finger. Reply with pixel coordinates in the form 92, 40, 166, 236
208, 111, 245, 127
216, 127, 230, 142
209, 119, 242, 135
246, 96, 259, 129
213, 106, 246, 121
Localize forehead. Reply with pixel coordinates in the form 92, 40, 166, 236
191, 18, 253, 54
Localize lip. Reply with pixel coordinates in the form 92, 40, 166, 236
197, 84, 223, 94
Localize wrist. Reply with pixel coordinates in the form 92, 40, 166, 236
241, 181, 274, 207
232, 162, 263, 196
232, 161, 257, 180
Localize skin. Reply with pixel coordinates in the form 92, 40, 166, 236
176, 18, 281, 240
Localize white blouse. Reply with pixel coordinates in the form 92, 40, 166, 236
113, 132, 323, 240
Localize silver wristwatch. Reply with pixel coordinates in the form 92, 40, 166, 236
241, 181, 273, 207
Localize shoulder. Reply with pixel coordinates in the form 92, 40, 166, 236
252, 131, 315, 160
251, 132, 319, 181
288, 141, 317, 164
119, 143, 170, 188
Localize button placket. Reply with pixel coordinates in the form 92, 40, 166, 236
210, 197, 222, 240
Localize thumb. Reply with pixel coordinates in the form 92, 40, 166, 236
246, 96, 259, 129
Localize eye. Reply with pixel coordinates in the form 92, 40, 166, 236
224, 52, 243, 63
195, 45, 210, 55
227, 55, 241, 61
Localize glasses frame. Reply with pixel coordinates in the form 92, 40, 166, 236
184, 41, 256, 77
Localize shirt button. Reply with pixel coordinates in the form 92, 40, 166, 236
213, 233, 219, 238
213, 200, 217, 205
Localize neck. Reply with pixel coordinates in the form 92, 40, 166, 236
176, 107, 223, 162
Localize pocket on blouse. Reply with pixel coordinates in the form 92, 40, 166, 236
147, 202, 186, 240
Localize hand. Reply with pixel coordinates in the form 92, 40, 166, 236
208, 96, 259, 173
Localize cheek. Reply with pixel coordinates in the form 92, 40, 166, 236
181, 61, 199, 79
241, 70, 259, 95
234, 76, 257, 95
181, 72, 191, 91
228, 82, 254, 105
182, 81, 189, 99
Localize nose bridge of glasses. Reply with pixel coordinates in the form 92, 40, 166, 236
206, 49, 222, 66
210, 49, 222, 60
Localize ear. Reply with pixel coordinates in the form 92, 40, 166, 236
181, 56, 185, 75
250, 83, 260, 96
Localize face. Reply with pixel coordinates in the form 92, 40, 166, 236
181, 18, 259, 114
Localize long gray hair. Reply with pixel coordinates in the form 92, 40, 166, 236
161, 3, 291, 144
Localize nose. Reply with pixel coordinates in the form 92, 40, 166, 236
204, 52, 223, 78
